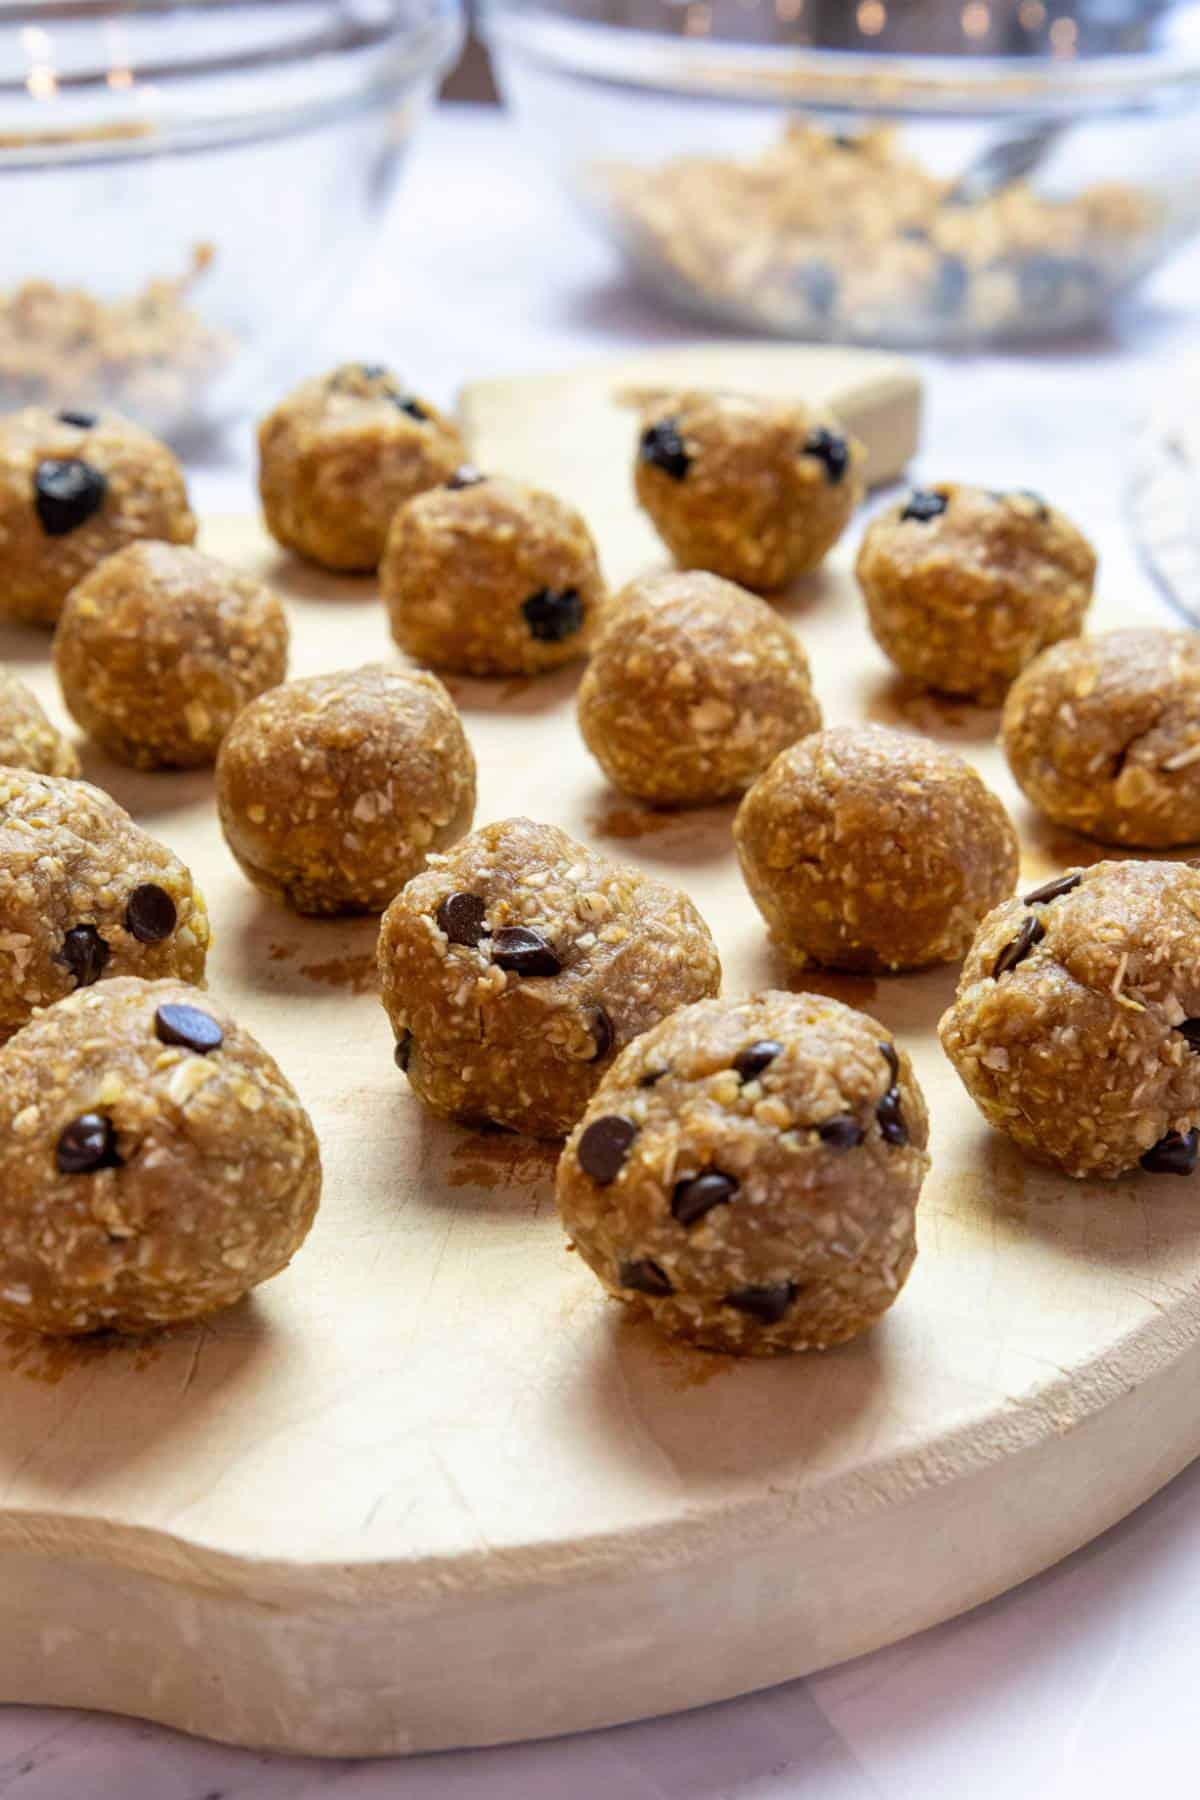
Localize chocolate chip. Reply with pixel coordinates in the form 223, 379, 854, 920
832, 133, 859, 150
992, 915, 1045, 979
900, 488, 948, 524
446, 464, 485, 490
436, 891, 489, 948
57, 409, 96, 429
671, 1168, 738, 1227
639, 418, 690, 482
522, 587, 585, 643
154, 1003, 223, 1054
899, 224, 930, 243
393, 395, 429, 421
732, 1039, 783, 1082
932, 254, 969, 317
639, 1066, 667, 1088
618, 1257, 672, 1296
492, 926, 561, 977
803, 428, 850, 486
1017, 252, 1099, 315
577, 1115, 637, 1184
394, 1031, 413, 1071
56, 1112, 120, 1175
1014, 487, 1050, 521
34, 457, 107, 536
585, 1004, 614, 1061
723, 1281, 798, 1324
797, 260, 838, 317
876, 1042, 908, 1147
819, 1114, 865, 1150
1177, 1021, 1200, 1052
58, 924, 110, 989
1140, 1128, 1200, 1176
1023, 872, 1081, 906
356, 363, 388, 380
124, 883, 177, 944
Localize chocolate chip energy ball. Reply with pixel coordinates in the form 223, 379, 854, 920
216, 665, 475, 916
378, 816, 722, 1139
0, 769, 210, 1042
382, 474, 606, 677
634, 390, 865, 593
258, 363, 465, 572
857, 484, 1096, 702
0, 406, 195, 626
558, 991, 930, 1355
1002, 629, 1200, 849
54, 542, 289, 770
0, 666, 79, 776
577, 570, 821, 806
735, 725, 1018, 973
0, 978, 321, 1334
940, 861, 1200, 1180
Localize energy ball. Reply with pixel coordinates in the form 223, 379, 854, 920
0, 977, 321, 1334
258, 363, 465, 572
0, 666, 79, 776
856, 483, 1096, 702
734, 725, 1018, 973
939, 860, 1200, 1180
634, 390, 865, 593
0, 769, 210, 1042
54, 542, 289, 770
382, 474, 606, 677
1002, 629, 1200, 849
378, 816, 722, 1139
557, 991, 930, 1355
216, 665, 476, 916
576, 570, 821, 806
0, 406, 195, 626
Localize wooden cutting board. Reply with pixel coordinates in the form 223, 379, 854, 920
0, 344, 1197, 1760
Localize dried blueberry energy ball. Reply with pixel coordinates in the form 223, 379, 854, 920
0, 978, 321, 1334
216, 665, 476, 916
378, 816, 722, 1140
576, 570, 821, 807
940, 861, 1200, 1180
54, 542, 289, 771
381, 474, 606, 677
0, 406, 195, 627
258, 363, 466, 573
1002, 629, 1200, 850
557, 991, 930, 1355
0, 666, 79, 776
633, 390, 865, 593
0, 769, 210, 1042
734, 725, 1018, 973
856, 483, 1096, 703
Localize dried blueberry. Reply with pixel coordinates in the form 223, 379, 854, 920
33, 457, 107, 536
56, 1112, 120, 1175
900, 489, 948, 525
724, 1281, 798, 1324
803, 428, 850, 486
671, 1168, 738, 1227
1140, 1128, 1200, 1176
618, 1258, 673, 1297
639, 418, 690, 482
58, 924, 110, 989
992, 915, 1045, 979
522, 587, 585, 643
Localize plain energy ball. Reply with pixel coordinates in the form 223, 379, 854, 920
0, 666, 79, 776
0, 978, 321, 1334
940, 861, 1200, 1180
634, 389, 865, 593
734, 725, 1019, 973
258, 363, 466, 572
856, 483, 1096, 702
216, 665, 476, 916
0, 769, 210, 1042
378, 816, 722, 1140
382, 474, 606, 677
557, 991, 930, 1355
54, 541, 289, 770
576, 570, 822, 806
1002, 628, 1200, 849
0, 406, 195, 626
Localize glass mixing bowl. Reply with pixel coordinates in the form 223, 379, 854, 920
0, 0, 462, 439
483, 0, 1200, 345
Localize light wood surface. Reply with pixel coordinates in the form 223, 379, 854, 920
0, 344, 1196, 1759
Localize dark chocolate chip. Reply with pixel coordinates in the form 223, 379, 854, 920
797, 260, 838, 318
880, 1042, 899, 1080
393, 395, 429, 422
671, 1168, 738, 1227
394, 1030, 413, 1071
876, 1042, 908, 1147
803, 428, 850, 486
58, 924, 110, 989
819, 1114, 865, 1150
1140, 1128, 1200, 1176
1177, 1020, 1200, 1052
1014, 487, 1050, 521
932, 253, 969, 317
356, 363, 389, 380
33, 457, 107, 536
124, 883, 177, 944
56, 1112, 120, 1175
732, 1039, 784, 1083
577, 1114, 638, 1185
492, 926, 561, 977
639, 1066, 668, 1089
585, 1004, 614, 1061
446, 464, 485, 490
900, 488, 948, 524
899, 224, 930, 244
57, 409, 97, 429
436, 891, 489, 948
522, 587, 585, 643
618, 1257, 673, 1296
992, 915, 1045, 979
1023, 872, 1081, 906
154, 1003, 224, 1054
639, 418, 690, 482
723, 1281, 798, 1324
832, 133, 859, 150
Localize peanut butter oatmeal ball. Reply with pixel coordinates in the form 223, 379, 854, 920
378, 816, 722, 1140
54, 542, 289, 771
0, 406, 195, 626
1002, 629, 1200, 850
577, 570, 821, 806
856, 483, 1096, 702
634, 390, 865, 593
258, 363, 466, 573
735, 725, 1018, 973
0, 666, 79, 776
940, 861, 1200, 1180
0, 977, 321, 1334
558, 991, 930, 1355
0, 769, 210, 1042
216, 665, 475, 916
382, 473, 606, 677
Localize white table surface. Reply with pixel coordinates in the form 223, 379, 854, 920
5, 102, 1200, 1798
